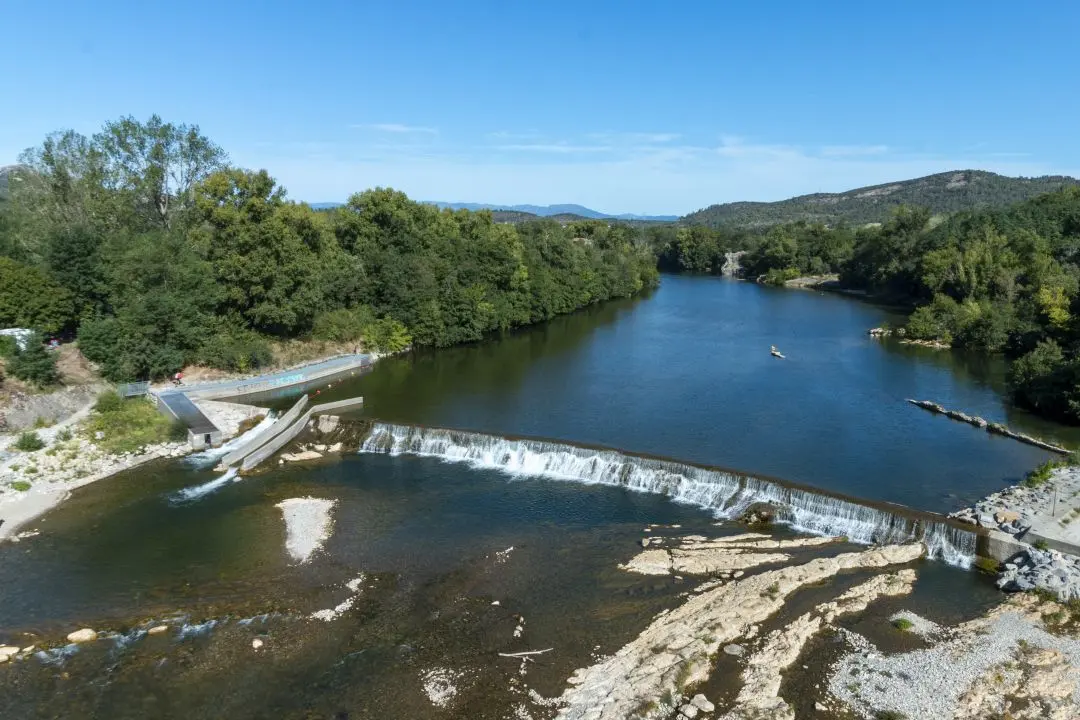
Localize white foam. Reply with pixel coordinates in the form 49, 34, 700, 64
170, 468, 239, 504
360, 423, 976, 568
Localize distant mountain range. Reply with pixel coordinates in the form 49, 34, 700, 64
681, 170, 1080, 228
308, 200, 676, 222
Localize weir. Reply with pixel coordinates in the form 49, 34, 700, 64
358, 422, 979, 567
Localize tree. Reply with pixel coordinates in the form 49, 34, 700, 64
95, 114, 226, 229
7, 333, 60, 387
0, 257, 75, 334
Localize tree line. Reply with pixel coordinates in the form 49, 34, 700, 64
0, 115, 658, 384
658, 188, 1080, 424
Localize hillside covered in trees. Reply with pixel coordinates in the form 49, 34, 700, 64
0, 115, 658, 384
682, 171, 1079, 228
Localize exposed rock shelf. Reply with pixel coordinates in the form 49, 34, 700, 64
907, 399, 1070, 454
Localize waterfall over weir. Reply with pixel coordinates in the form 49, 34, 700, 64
359, 423, 977, 568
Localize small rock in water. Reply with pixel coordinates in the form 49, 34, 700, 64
66, 629, 97, 644
252, 638, 264, 651
733, 570, 745, 579
491, 600, 500, 606
0, 646, 19, 661
147, 626, 169, 636
815, 701, 827, 711
723, 644, 745, 657
690, 693, 715, 712
640, 538, 651, 548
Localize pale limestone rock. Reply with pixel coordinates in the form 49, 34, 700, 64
281, 450, 323, 462
691, 694, 715, 712
555, 544, 924, 720
66, 628, 97, 643
147, 625, 168, 636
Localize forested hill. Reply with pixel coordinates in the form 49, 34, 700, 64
682, 170, 1080, 228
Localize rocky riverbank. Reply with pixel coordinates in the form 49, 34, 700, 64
828, 592, 1080, 719
0, 425, 190, 540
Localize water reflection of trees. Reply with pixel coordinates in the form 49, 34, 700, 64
882, 339, 1080, 447
324, 294, 646, 421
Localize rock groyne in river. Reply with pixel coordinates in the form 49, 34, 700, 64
908, 399, 1070, 455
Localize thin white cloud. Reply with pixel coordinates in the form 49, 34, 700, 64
586, 131, 681, 144
494, 143, 613, 154
355, 123, 439, 134
820, 145, 890, 157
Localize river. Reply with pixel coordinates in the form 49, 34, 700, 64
0, 275, 1072, 718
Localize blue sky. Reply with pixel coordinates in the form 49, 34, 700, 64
2, 0, 1078, 215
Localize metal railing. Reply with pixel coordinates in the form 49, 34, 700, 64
117, 381, 151, 398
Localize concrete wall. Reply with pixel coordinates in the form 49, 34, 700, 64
220, 395, 309, 467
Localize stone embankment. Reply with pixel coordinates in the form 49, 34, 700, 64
908, 398, 1070, 454
997, 547, 1080, 600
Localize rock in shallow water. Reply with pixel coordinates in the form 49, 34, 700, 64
66, 629, 97, 644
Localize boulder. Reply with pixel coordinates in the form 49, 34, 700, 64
724, 644, 745, 657
690, 694, 715, 712
679, 704, 698, 718
281, 450, 323, 462
252, 638, 264, 651
0, 646, 19, 661
995, 510, 1021, 524
147, 625, 169, 636
66, 628, 97, 644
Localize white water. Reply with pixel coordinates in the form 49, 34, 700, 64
184, 414, 277, 469
359, 423, 977, 568
170, 468, 240, 504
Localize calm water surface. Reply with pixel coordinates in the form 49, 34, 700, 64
316, 275, 1077, 512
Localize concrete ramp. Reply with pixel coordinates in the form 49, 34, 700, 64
241, 397, 364, 472
220, 395, 309, 468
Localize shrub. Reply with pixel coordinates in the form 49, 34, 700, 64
363, 317, 412, 353
94, 390, 124, 414
8, 481, 31, 492
761, 267, 801, 286
56, 428, 73, 442
312, 306, 375, 342
0, 335, 17, 358
974, 556, 1001, 575
1034, 539, 1050, 551
199, 329, 273, 373
33, 416, 54, 429
14, 431, 45, 452
7, 333, 60, 387
873, 711, 908, 720
891, 618, 914, 631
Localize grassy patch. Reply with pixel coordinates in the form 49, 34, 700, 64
8, 481, 31, 492
33, 416, 54, 429
974, 556, 1001, 575
56, 428, 73, 442
891, 618, 914, 632
1033, 539, 1050, 551
761, 582, 781, 599
873, 711, 908, 720
237, 414, 266, 436
85, 397, 174, 455
1023, 460, 1060, 488
13, 431, 45, 452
